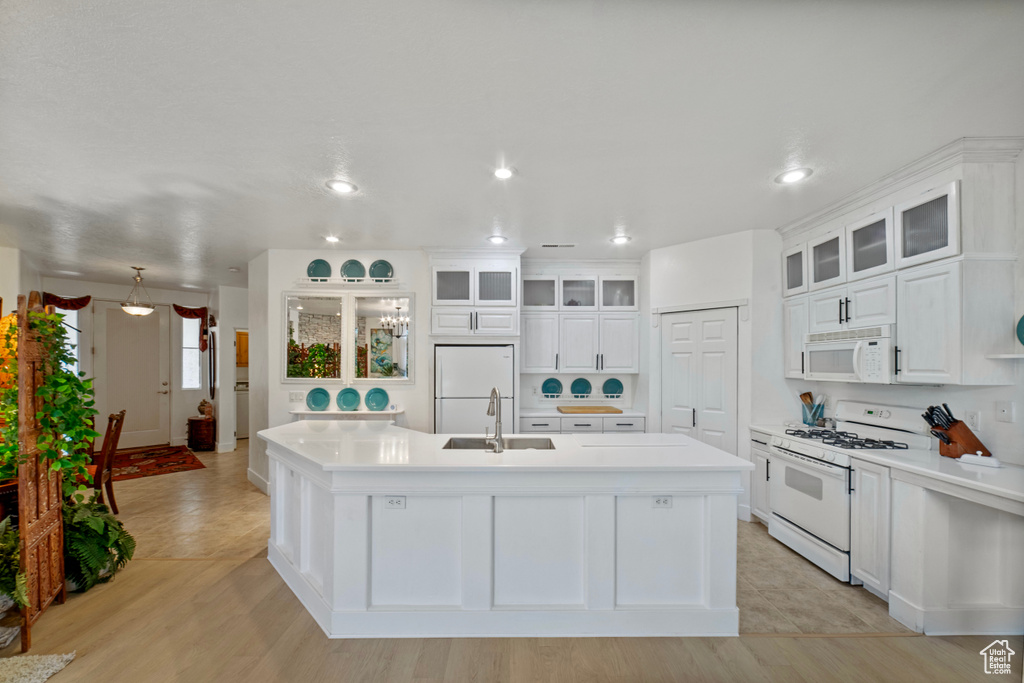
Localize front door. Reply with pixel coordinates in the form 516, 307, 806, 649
661, 308, 738, 454
93, 301, 171, 449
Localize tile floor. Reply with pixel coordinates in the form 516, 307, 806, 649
737, 519, 911, 635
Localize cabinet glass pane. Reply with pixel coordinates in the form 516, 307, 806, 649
562, 279, 595, 307
851, 219, 888, 273
902, 195, 948, 258
601, 279, 635, 307
786, 252, 803, 289
478, 271, 512, 301
436, 271, 470, 301
812, 237, 841, 283
523, 279, 556, 307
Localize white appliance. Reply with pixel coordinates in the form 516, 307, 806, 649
434, 345, 514, 434
235, 383, 249, 438
804, 325, 893, 383
768, 401, 930, 582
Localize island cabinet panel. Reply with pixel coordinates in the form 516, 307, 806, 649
615, 496, 705, 606
370, 496, 463, 606
302, 479, 330, 596
493, 497, 586, 606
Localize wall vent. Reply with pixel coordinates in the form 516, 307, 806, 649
541, 244, 576, 248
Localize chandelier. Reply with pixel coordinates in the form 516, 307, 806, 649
121, 267, 156, 316
380, 306, 409, 337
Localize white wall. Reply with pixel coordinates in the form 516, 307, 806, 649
41, 277, 211, 447
211, 285, 248, 453
248, 249, 432, 491
0, 246, 21, 315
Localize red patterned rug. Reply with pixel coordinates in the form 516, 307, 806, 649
111, 445, 206, 481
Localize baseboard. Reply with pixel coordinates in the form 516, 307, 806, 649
889, 591, 1024, 635
736, 503, 751, 523
247, 468, 269, 494
217, 439, 236, 453
170, 437, 187, 447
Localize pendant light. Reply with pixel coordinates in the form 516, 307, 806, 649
380, 305, 409, 337
121, 267, 156, 316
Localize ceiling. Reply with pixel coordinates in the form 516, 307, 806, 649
2, 1, 1023, 291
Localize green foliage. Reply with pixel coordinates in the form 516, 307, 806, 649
0, 516, 27, 607
0, 311, 100, 496
63, 498, 135, 592
287, 341, 340, 378
0, 324, 17, 482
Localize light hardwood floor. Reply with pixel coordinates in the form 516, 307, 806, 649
3, 441, 1019, 682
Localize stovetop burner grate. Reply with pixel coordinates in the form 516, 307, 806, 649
785, 428, 908, 450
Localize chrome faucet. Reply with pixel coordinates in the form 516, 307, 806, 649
486, 387, 504, 453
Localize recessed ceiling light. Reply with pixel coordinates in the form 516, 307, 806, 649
494, 167, 514, 180
488, 235, 508, 244
324, 235, 340, 243
326, 179, 358, 194
775, 168, 813, 184
296, 305, 304, 310
610, 235, 632, 245
228, 267, 241, 273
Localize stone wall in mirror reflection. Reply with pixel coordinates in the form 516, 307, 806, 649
286, 295, 343, 379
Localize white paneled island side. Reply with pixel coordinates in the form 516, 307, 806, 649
258, 421, 753, 638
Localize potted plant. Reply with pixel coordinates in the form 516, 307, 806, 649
62, 497, 135, 592
0, 516, 27, 609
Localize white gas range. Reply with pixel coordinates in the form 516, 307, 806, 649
767, 401, 932, 583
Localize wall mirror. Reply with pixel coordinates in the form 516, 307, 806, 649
353, 296, 413, 382
285, 295, 344, 380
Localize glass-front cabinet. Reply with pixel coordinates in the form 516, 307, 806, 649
782, 244, 808, 296
808, 230, 846, 291
432, 260, 517, 307
522, 275, 558, 310
560, 276, 598, 311
894, 181, 960, 269
599, 277, 638, 311
522, 274, 637, 311
845, 208, 894, 281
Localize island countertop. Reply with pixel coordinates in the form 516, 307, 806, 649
258, 420, 753, 473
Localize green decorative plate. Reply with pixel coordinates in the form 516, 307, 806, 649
1017, 315, 1024, 346
570, 378, 592, 397
337, 387, 360, 411
306, 259, 331, 281
341, 259, 366, 280
541, 378, 562, 396
369, 259, 394, 281
602, 378, 623, 397
305, 387, 330, 411
365, 387, 389, 411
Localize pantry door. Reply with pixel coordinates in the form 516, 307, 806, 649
93, 301, 171, 449
661, 308, 738, 454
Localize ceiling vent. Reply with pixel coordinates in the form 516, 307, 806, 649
541, 244, 576, 248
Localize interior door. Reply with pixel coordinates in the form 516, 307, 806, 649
93, 301, 171, 449
661, 308, 738, 454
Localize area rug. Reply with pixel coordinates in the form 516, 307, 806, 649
0, 652, 75, 683
111, 445, 206, 481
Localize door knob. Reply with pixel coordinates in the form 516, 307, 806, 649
158, 390, 169, 394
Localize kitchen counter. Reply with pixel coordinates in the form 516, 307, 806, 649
750, 424, 1024, 508
259, 420, 751, 638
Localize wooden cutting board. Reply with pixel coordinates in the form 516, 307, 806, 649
557, 406, 623, 414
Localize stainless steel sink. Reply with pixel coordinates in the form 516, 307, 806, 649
442, 437, 555, 450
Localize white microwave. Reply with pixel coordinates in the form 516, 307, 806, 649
803, 326, 894, 384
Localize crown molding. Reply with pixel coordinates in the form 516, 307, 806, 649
776, 137, 1024, 241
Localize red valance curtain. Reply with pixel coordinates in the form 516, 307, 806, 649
42, 293, 91, 311
172, 304, 209, 351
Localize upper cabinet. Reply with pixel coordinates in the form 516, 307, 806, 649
599, 276, 638, 311
560, 276, 598, 311
845, 208, 894, 282
894, 181, 959, 269
782, 244, 808, 296
522, 275, 558, 310
432, 258, 518, 307
808, 230, 846, 291
522, 266, 640, 312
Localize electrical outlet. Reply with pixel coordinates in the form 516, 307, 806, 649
384, 495, 406, 509
964, 410, 981, 431
289, 391, 304, 402
532, 386, 538, 396
995, 401, 1016, 423
652, 496, 673, 509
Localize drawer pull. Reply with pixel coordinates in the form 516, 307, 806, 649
752, 439, 767, 446
574, 423, 592, 427
531, 423, 549, 427
615, 423, 633, 426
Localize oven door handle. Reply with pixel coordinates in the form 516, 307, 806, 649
771, 447, 848, 479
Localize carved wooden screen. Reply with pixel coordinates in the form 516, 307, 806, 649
17, 292, 66, 651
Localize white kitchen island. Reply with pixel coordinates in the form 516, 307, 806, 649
258, 420, 753, 638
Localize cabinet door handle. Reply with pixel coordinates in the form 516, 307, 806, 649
600, 354, 604, 370
596, 354, 600, 370
845, 297, 851, 323
692, 408, 697, 427
838, 298, 844, 325
800, 351, 805, 374
555, 353, 559, 370
894, 345, 901, 374
766, 460, 770, 481
849, 470, 855, 494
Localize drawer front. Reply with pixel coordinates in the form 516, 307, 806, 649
750, 430, 771, 450
560, 417, 602, 433
602, 417, 645, 432
519, 418, 560, 433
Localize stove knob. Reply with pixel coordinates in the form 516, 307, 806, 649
825, 452, 836, 462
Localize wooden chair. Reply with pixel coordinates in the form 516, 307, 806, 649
83, 410, 126, 513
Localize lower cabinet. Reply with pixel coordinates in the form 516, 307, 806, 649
850, 458, 891, 597
750, 431, 771, 523
519, 416, 645, 434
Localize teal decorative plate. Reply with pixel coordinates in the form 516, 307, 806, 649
1017, 315, 1024, 346
369, 259, 394, 280
365, 387, 389, 411
541, 378, 562, 396
337, 387, 360, 411
341, 259, 366, 280
570, 378, 592, 397
306, 387, 330, 411
306, 259, 331, 281
602, 378, 624, 397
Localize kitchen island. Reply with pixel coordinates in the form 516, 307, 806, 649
258, 420, 753, 638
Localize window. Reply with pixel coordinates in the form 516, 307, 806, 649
58, 309, 80, 376
182, 317, 201, 389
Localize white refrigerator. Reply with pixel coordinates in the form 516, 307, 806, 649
434, 345, 514, 434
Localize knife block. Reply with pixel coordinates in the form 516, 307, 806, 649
934, 420, 991, 458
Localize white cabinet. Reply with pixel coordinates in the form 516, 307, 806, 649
782, 244, 808, 296
518, 417, 560, 433
895, 181, 960, 269
432, 261, 517, 307
521, 313, 560, 373
602, 417, 645, 432
783, 296, 808, 379
522, 276, 558, 310
807, 287, 846, 334
523, 416, 646, 434
808, 231, 846, 291
599, 276, 638, 311
431, 308, 518, 336
598, 314, 640, 373
559, 314, 600, 372
559, 417, 602, 433
850, 458, 891, 597
560, 276, 599, 311
846, 208, 894, 282
896, 261, 961, 384
807, 275, 896, 334
750, 432, 771, 524
523, 274, 638, 311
